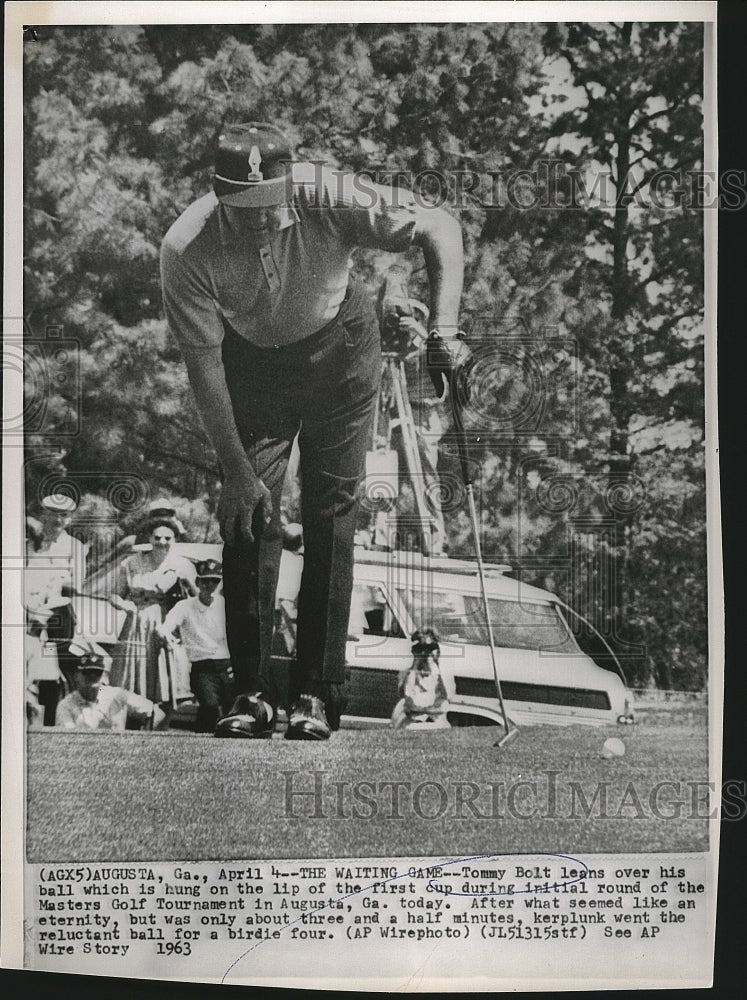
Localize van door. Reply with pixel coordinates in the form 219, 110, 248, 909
345, 581, 412, 721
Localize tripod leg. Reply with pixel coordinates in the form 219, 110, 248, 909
392, 362, 434, 555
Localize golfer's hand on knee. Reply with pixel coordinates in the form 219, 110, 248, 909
219, 468, 273, 546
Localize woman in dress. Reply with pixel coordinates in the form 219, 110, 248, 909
109, 518, 196, 703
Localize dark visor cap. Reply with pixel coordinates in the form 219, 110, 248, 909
213, 122, 294, 207
196, 559, 223, 580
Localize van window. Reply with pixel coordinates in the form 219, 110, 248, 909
349, 583, 405, 639
396, 588, 577, 652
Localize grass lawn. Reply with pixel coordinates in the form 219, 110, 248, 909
26, 717, 709, 861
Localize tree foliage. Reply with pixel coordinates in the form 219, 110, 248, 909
23, 21, 708, 689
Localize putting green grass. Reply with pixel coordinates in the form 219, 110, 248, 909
26, 720, 709, 861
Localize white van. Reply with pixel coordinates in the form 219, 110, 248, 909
275, 546, 634, 729
80, 542, 633, 728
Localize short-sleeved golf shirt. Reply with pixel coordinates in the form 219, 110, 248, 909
161, 162, 420, 352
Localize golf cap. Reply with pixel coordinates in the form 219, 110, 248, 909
41, 492, 77, 513
195, 559, 222, 580
69, 637, 111, 671
214, 122, 294, 208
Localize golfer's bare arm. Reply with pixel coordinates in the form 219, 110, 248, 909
183, 349, 251, 476
183, 349, 271, 544
412, 207, 464, 336
161, 241, 273, 544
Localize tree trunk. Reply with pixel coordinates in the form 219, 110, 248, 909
608, 123, 634, 475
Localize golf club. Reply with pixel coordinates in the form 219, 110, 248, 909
448, 368, 518, 749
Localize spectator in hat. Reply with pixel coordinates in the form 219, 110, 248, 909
158, 560, 232, 733
133, 499, 187, 547
147, 498, 187, 535
25, 492, 88, 699
26, 492, 87, 586
55, 637, 165, 731
161, 121, 467, 740
109, 518, 197, 704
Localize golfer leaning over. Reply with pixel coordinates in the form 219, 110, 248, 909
160, 122, 469, 741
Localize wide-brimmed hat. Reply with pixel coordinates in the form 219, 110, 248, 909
148, 498, 177, 517
144, 500, 186, 537
140, 516, 183, 539
40, 492, 77, 513
213, 122, 294, 208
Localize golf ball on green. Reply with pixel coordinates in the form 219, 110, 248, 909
602, 737, 626, 758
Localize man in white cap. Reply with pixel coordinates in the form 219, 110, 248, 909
25, 492, 88, 695
26, 491, 87, 594
161, 122, 469, 740
55, 637, 165, 731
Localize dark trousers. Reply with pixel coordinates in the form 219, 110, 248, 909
37, 680, 63, 727
30, 604, 76, 723
221, 277, 380, 705
190, 658, 234, 732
